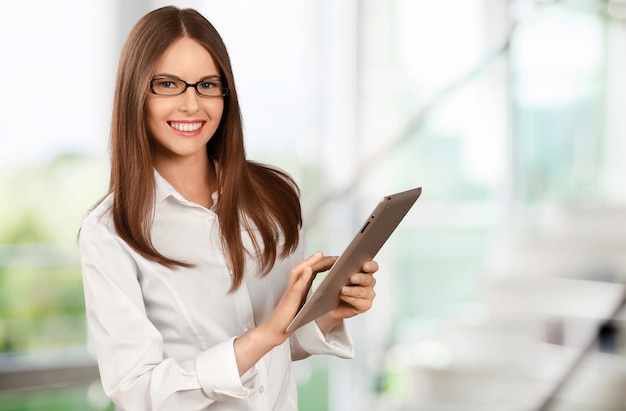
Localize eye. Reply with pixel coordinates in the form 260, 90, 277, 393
156, 79, 180, 89
198, 80, 219, 90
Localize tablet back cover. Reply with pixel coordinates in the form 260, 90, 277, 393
286, 187, 421, 332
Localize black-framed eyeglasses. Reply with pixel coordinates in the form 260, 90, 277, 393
149, 77, 229, 97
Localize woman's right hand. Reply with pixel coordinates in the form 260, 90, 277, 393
233, 252, 335, 375
260, 252, 337, 345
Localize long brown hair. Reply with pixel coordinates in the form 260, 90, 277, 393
108, 6, 301, 290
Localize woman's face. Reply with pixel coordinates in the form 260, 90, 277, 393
146, 37, 224, 166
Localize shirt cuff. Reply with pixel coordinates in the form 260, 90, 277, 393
196, 337, 259, 401
294, 320, 354, 359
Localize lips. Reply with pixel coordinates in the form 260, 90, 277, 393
169, 121, 205, 132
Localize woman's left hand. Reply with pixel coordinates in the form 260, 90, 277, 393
315, 260, 379, 334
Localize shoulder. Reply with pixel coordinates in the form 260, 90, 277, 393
80, 193, 115, 236
78, 192, 138, 260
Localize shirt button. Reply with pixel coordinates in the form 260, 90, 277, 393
243, 326, 251, 333
259, 386, 265, 394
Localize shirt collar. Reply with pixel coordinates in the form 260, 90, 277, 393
154, 168, 180, 204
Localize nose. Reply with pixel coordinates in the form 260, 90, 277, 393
179, 87, 200, 113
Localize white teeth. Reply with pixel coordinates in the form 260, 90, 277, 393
170, 122, 203, 132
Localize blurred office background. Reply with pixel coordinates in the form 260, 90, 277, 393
0, 0, 624, 410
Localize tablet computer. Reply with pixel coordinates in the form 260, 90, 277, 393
286, 187, 422, 333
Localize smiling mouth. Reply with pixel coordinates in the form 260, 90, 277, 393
169, 121, 204, 132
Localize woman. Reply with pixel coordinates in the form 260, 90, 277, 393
79, 6, 378, 411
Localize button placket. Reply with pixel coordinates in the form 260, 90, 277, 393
231, 279, 256, 338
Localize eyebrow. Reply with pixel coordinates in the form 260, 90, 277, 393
153, 73, 221, 80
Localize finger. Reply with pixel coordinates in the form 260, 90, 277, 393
348, 273, 377, 287
339, 295, 374, 313
298, 251, 325, 268
342, 284, 376, 300
280, 266, 314, 318
288, 252, 324, 285
292, 266, 314, 294
361, 260, 379, 273
310, 256, 338, 274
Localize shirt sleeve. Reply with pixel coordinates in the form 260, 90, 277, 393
79, 213, 256, 410
290, 319, 355, 361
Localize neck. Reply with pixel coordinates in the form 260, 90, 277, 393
154, 153, 216, 208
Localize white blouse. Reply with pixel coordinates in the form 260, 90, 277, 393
79, 170, 354, 411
